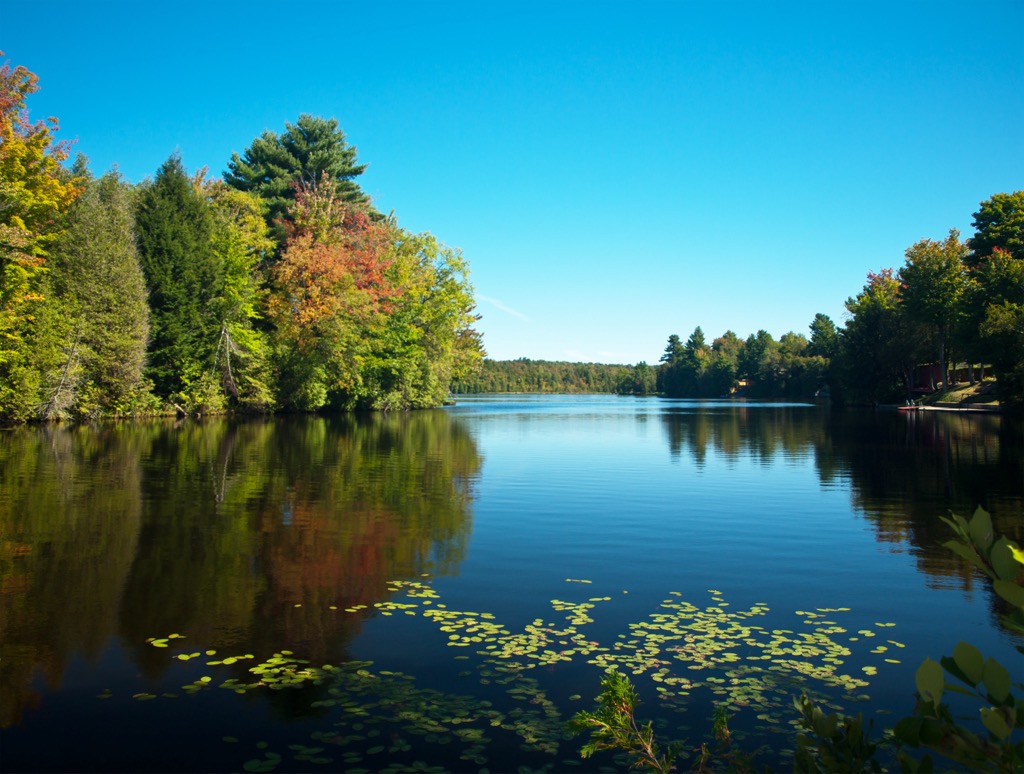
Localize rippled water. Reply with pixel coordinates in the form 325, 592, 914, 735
1, 396, 1021, 771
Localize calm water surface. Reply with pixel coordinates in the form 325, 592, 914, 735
1, 395, 1021, 771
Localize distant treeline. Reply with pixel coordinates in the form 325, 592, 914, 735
451, 358, 630, 394
455, 188, 1024, 407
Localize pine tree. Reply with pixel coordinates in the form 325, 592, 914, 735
135, 154, 224, 410
225, 114, 370, 247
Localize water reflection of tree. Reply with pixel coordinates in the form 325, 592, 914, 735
0, 425, 143, 727
659, 404, 1023, 599
825, 410, 1023, 594
0, 411, 480, 725
659, 403, 831, 466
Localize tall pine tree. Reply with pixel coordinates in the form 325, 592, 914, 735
225, 114, 370, 248
135, 155, 224, 410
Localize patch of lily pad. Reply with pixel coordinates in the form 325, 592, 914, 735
126, 579, 903, 770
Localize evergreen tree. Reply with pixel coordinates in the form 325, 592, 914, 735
225, 114, 369, 247
45, 171, 150, 418
135, 155, 224, 410
657, 334, 684, 394
807, 313, 839, 360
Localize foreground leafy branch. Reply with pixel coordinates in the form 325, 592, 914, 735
568, 669, 683, 772
573, 507, 1023, 773
798, 507, 1024, 773
793, 693, 881, 772
892, 507, 1024, 772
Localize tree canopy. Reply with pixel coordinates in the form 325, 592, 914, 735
0, 52, 82, 422
225, 114, 370, 247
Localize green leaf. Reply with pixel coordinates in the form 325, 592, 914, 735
994, 579, 1024, 609
1010, 544, 1024, 566
979, 707, 1012, 740
915, 658, 944, 705
893, 716, 921, 746
918, 717, 945, 746
942, 540, 983, 571
952, 641, 984, 685
968, 507, 994, 551
982, 657, 1011, 703
940, 513, 967, 535
991, 538, 1021, 581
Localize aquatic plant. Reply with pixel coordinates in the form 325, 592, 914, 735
120, 576, 907, 772
567, 669, 682, 772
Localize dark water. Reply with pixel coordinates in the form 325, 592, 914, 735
1, 396, 1021, 772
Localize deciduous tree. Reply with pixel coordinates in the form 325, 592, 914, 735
198, 176, 276, 410
968, 191, 1024, 264
269, 175, 392, 410
898, 230, 968, 387
0, 52, 81, 422
840, 269, 926, 402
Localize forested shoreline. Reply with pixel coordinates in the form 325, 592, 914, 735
639, 198, 1024, 408
450, 358, 631, 394
0, 56, 483, 424
458, 194, 1024, 409
3, 51, 1022, 423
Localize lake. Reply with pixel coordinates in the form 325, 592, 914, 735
1, 395, 1021, 772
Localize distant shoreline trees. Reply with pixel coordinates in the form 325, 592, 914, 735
462, 189, 1023, 408
614, 192, 1023, 407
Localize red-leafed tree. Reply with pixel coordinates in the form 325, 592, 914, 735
270, 175, 395, 409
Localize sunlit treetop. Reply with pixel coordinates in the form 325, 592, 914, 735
0, 51, 81, 253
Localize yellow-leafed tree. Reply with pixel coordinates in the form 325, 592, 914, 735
0, 52, 81, 422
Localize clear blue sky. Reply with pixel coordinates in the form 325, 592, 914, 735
6, 1, 1022, 364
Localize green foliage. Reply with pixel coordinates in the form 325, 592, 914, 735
225, 114, 369, 247
784, 506, 1024, 774
356, 229, 482, 409
793, 694, 881, 773
46, 171, 151, 418
939, 507, 1024, 633
969, 191, 1024, 264
838, 269, 924, 402
453, 358, 630, 394
807, 313, 839, 360
797, 507, 1024, 773
616, 361, 657, 395
136, 154, 226, 411
898, 230, 969, 388
0, 52, 82, 423
201, 178, 275, 410
568, 670, 682, 773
